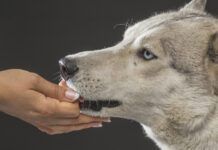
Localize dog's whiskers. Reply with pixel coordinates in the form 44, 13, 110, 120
113, 18, 135, 30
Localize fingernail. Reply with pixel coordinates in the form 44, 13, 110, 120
103, 118, 111, 123
65, 90, 80, 101
91, 123, 103, 128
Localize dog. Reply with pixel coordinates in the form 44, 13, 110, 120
59, 0, 218, 149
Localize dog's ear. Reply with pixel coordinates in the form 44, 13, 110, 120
208, 33, 218, 63
180, 0, 207, 12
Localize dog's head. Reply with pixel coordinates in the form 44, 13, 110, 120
60, 0, 218, 131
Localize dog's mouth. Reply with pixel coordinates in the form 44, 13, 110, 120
79, 97, 121, 112
64, 80, 121, 111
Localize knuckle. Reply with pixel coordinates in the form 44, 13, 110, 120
46, 129, 56, 135
38, 105, 53, 117
50, 84, 65, 100
37, 126, 54, 135
38, 128, 47, 133
35, 120, 45, 126
65, 103, 80, 118
30, 73, 42, 85
71, 118, 79, 124
64, 127, 75, 132
47, 128, 67, 135
39, 126, 57, 135
72, 108, 80, 118
54, 86, 63, 99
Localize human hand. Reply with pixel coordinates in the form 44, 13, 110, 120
0, 69, 110, 135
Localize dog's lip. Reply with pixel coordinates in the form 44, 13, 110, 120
79, 98, 122, 111
65, 80, 78, 92
64, 81, 121, 109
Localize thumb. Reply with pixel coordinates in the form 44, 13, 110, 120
33, 76, 80, 102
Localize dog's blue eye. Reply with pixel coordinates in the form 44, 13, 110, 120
143, 49, 156, 60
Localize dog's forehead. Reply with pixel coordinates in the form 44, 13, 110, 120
124, 11, 210, 43
124, 12, 177, 39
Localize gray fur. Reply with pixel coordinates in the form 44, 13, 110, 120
61, 0, 218, 149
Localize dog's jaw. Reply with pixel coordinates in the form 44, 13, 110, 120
66, 80, 123, 117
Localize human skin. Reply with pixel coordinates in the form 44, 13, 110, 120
0, 69, 110, 135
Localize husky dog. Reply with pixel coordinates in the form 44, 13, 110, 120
59, 0, 218, 149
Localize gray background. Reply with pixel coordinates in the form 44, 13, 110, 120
0, 0, 217, 150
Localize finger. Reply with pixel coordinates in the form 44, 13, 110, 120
70, 114, 111, 125
40, 122, 103, 135
40, 97, 81, 118
27, 90, 80, 117
33, 76, 79, 102
45, 115, 110, 126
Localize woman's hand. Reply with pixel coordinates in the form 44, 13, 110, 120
0, 69, 110, 135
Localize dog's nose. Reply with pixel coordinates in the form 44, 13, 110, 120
59, 57, 79, 80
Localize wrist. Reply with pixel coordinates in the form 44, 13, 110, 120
0, 86, 6, 112
0, 92, 3, 112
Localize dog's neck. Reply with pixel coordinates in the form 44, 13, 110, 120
141, 96, 218, 150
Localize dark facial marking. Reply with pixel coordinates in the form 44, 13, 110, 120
161, 38, 194, 74
208, 33, 218, 63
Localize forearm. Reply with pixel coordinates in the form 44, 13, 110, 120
0, 71, 5, 111
0, 90, 4, 112
0, 83, 9, 112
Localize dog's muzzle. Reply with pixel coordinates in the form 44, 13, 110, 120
59, 57, 122, 112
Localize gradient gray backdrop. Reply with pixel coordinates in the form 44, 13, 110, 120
0, 0, 217, 150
